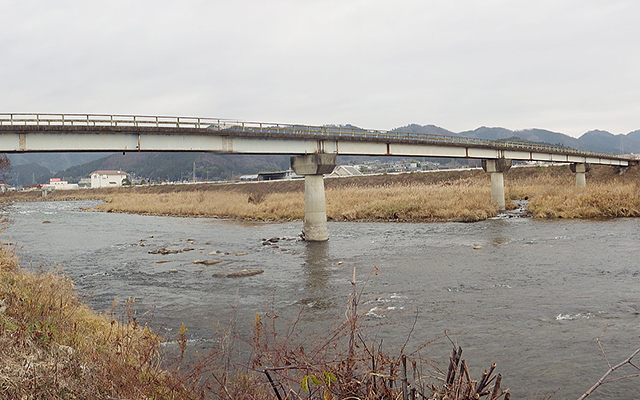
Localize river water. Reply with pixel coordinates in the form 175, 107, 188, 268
3, 200, 640, 399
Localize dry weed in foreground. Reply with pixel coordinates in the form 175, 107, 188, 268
187, 267, 511, 400
0, 245, 193, 399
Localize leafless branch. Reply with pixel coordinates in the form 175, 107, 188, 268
577, 346, 640, 400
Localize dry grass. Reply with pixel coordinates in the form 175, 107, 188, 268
0, 242, 196, 399
92, 179, 497, 222
326, 179, 496, 222
95, 191, 306, 221
526, 183, 640, 218
3, 164, 640, 222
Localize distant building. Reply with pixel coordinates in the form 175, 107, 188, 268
257, 170, 301, 181
90, 170, 129, 188
22, 183, 42, 191
240, 174, 259, 181
45, 178, 79, 190
329, 165, 364, 178
78, 177, 91, 188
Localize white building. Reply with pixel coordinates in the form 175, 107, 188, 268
90, 170, 129, 188
329, 165, 364, 178
45, 178, 79, 190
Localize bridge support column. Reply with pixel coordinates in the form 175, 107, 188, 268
291, 154, 337, 242
570, 163, 590, 187
482, 159, 512, 211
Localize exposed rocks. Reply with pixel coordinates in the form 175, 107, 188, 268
192, 259, 224, 266
149, 248, 182, 255
212, 269, 264, 278
261, 237, 297, 246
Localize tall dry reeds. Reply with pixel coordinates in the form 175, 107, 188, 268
326, 180, 496, 222
94, 179, 498, 222
0, 244, 195, 399
526, 183, 640, 218
96, 191, 306, 220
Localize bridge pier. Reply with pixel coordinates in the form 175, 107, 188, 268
291, 154, 337, 241
570, 163, 590, 187
482, 159, 512, 211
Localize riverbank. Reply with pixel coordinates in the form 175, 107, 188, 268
2, 164, 639, 221
0, 241, 196, 398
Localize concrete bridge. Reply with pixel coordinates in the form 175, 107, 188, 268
0, 113, 634, 241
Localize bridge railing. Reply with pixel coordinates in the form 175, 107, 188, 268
0, 113, 629, 160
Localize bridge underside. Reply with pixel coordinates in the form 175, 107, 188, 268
0, 126, 630, 167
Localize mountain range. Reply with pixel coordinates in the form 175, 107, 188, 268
7, 124, 638, 186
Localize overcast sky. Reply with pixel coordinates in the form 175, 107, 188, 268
2, 0, 639, 138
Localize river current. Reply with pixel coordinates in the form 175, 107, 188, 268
3, 201, 640, 399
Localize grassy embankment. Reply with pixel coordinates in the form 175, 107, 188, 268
3, 164, 640, 221
0, 240, 197, 399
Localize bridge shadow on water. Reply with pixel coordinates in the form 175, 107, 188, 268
299, 241, 334, 311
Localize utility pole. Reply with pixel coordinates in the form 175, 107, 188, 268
193, 161, 196, 182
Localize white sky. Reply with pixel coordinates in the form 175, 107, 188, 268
2, 0, 639, 137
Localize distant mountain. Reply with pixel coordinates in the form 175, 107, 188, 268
54, 152, 292, 183
10, 163, 51, 186
397, 124, 639, 154
577, 130, 639, 154
391, 124, 455, 136
8, 152, 112, 173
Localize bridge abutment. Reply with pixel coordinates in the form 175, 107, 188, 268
291, 154, 337, 241
570, 163, 590, 187
482, 159, 512, 211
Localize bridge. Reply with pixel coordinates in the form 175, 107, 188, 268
0, 113, 634, 240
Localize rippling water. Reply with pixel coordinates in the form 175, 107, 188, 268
4, 201, 640, 399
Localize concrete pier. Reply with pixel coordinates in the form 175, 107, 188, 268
482, 159, 512, 211
291, 154, 337, 241
570, 163, 590, 187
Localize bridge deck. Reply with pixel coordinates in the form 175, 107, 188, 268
0, 113, 632, 166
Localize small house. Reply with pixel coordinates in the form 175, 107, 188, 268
90, 170, 129, 188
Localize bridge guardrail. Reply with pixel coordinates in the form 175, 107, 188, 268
0, 113, 630, 161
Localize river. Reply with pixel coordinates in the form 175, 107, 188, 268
3, 200, 640, 399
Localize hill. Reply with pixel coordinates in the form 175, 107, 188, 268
53, 152, 292, 183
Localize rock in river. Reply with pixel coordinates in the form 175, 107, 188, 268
212, 269, 264, 278
193, 259, 224, 266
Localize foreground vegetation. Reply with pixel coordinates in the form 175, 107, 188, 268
3, 240, 635, 399
0, 239, 194, 399
0, 236, 514, 399
4, 164, 639, 222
